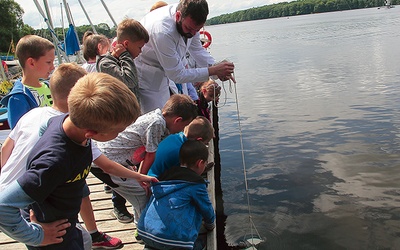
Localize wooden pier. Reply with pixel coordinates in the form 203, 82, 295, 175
0, 174, 144, 249
0, 106, 218, 249
0, 161, 216, 250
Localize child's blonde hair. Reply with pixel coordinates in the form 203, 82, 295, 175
150, 1, 168, 11
162, 94, 198, 121
16, 35, 55, 68
179, 140, 208, 169
68, 72, 140, 132
117, 19, 149, 43
83, 34, 110, 61
50, 63, 87, 103
185, 116, 214, 143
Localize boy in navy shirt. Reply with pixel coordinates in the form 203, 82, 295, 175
0, 73, 140, 249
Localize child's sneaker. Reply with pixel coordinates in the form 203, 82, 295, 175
92, 232, 122, 249
112, 207, 134, 223
134, 229, 144, 244
203, 162, 214, 173
104, 184, 112, 194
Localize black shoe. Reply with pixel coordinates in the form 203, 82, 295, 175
111, 207, 134, 223
104, 184, 112, 194
134, 229, 144, 244
203, 162, 214, 173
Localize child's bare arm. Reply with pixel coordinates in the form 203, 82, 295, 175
93, 154, 158, 183
1, 137, 14, 168
138, 152, 156, 175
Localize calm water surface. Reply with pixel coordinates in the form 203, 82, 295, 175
207, 7, 400, 250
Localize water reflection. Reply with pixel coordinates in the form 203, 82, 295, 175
208, 7, 400, 249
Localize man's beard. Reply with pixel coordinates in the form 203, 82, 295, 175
176, 21, 194, 39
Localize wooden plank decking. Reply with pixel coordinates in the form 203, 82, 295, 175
0, 173, 145, 249
0, 164, 216, 250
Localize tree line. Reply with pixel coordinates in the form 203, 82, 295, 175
1, 0, 398, 54
35, 24, 117, 46
206, 0, 398, 25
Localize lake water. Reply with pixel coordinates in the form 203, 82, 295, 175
206, 7, 400, 250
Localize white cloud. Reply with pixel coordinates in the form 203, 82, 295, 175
14, 0, 280, 29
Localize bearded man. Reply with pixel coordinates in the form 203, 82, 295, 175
136, 0, 235, 113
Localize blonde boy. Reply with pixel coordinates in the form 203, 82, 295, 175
0, 63, 86, 190
0, 73, 140, 250
1, 35, 55, 128
1, 64, 154, 249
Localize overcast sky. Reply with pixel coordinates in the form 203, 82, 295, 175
14, 0, 281, 29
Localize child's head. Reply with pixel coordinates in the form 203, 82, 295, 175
83, 34, 110, 61
162, 94, 198, 134
82, 30, 94, 44
150, 1, 168, 11
179, 140, 208, 175
199, 79, 221, 102
49, 63, 87, 112
68, 72, 140, 141
16, 35, 55, 77
117, 18, 149, 58
184, 116, 214, 144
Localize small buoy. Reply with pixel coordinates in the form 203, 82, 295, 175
199, 30, 212, 49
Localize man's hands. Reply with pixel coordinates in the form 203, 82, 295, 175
30, 209, 71, 246
209, 60, 236, 83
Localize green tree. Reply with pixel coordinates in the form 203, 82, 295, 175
206, 0, 396, 25
0, 0, 24, 53
20, 24, 35, 37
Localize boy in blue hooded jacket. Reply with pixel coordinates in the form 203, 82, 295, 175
138, 140, 215, 249
1, 35, 55, 129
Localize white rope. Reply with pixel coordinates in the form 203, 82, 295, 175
221, 73, 263, 246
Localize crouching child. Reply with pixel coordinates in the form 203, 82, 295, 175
138, 140, 215, 249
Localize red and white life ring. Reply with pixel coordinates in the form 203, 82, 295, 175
199, 30, 212, 49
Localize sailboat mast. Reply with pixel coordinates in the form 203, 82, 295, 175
62, 0, 73, 25
100, 0, 117, 28
42, 0, 54, 28
33, 0, 67, 64
60, 3, 66, 46
77, 0, 98, 34
62, 0, 81, 46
